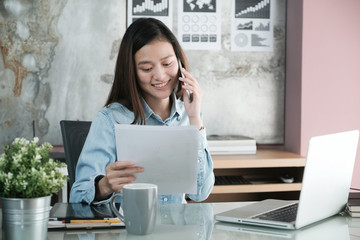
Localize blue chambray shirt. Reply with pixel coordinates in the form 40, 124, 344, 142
69, 93, 215, 205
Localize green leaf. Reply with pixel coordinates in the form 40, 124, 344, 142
0, 137, 68, 198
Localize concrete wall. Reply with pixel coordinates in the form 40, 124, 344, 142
285, 0, 360, 189
0, 0, 287, 150
0, 0, 124, 148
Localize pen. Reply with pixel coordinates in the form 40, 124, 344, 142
70, 219, 121, 224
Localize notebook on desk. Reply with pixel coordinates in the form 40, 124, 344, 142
49, 203, 125, 229
215, 130, 359, 230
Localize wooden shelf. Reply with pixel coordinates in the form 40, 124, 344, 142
205, 149, 306, 202
212, 149, 306, 169
211, 183, 302, 194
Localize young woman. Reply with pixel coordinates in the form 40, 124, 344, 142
70, 18, 214, 204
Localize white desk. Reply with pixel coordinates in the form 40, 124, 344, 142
1, 202, 360, 240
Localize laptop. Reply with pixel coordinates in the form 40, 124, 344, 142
215, 130, 359, 230
214, 215, 349, 239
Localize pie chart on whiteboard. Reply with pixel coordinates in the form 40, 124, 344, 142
234, 33, 248, 47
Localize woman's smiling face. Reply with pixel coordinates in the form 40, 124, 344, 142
134, 39, 179, 104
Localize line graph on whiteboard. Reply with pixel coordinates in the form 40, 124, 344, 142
231, 0, 273, 52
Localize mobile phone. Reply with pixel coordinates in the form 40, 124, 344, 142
178, 59, 191, 101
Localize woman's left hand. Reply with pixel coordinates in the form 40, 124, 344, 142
179, 67, 203, 129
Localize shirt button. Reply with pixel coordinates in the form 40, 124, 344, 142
163, 197, 168, 202
177, 116, 181, 121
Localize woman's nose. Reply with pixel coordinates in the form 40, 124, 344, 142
153, 67, 167, 81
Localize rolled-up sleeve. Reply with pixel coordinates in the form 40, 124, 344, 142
69, 111, 116, 204
187, 128, 215, 202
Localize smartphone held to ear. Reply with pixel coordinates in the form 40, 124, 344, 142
178, 59, 191, 101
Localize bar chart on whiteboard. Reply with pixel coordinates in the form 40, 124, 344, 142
127, 0, 173, 30
231, 0, 273, 52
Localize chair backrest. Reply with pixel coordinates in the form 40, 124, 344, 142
60, 120, 91, 190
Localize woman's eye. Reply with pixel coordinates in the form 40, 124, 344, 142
163, 62, 172, 67
142, 68, 152, 72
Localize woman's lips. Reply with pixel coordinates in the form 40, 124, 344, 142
153, 80, 170, 89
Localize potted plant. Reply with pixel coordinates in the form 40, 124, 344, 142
0, 137, 67, 240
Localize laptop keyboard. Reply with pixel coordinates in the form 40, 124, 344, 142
253, 203, 298, 223
215, 176, 249, 185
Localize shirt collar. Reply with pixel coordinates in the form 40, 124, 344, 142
141, 93, 182, 121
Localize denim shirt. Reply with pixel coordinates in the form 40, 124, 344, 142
69, 94, 215, 205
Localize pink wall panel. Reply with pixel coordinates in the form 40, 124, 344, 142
302, 0, 360, 189
286, 0, 360, 189
284, 0, 303, 155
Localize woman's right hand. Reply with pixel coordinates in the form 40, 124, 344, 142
95, 161, 144, 201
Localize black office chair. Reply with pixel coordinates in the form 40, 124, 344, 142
60, 120, 91, 190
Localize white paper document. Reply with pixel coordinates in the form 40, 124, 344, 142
177, 0, 221, 50
231, 0, 274, 52
126, 0, 173, 31
114, 124, 199, 195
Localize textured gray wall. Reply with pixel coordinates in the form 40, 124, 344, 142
0, 0, 286, 151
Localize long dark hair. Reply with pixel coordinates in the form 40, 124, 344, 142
105, 18, 188, 124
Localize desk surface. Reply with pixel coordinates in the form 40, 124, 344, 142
1, 202, 360, 240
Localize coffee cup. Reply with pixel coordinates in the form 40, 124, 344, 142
110, 183, 158, 235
